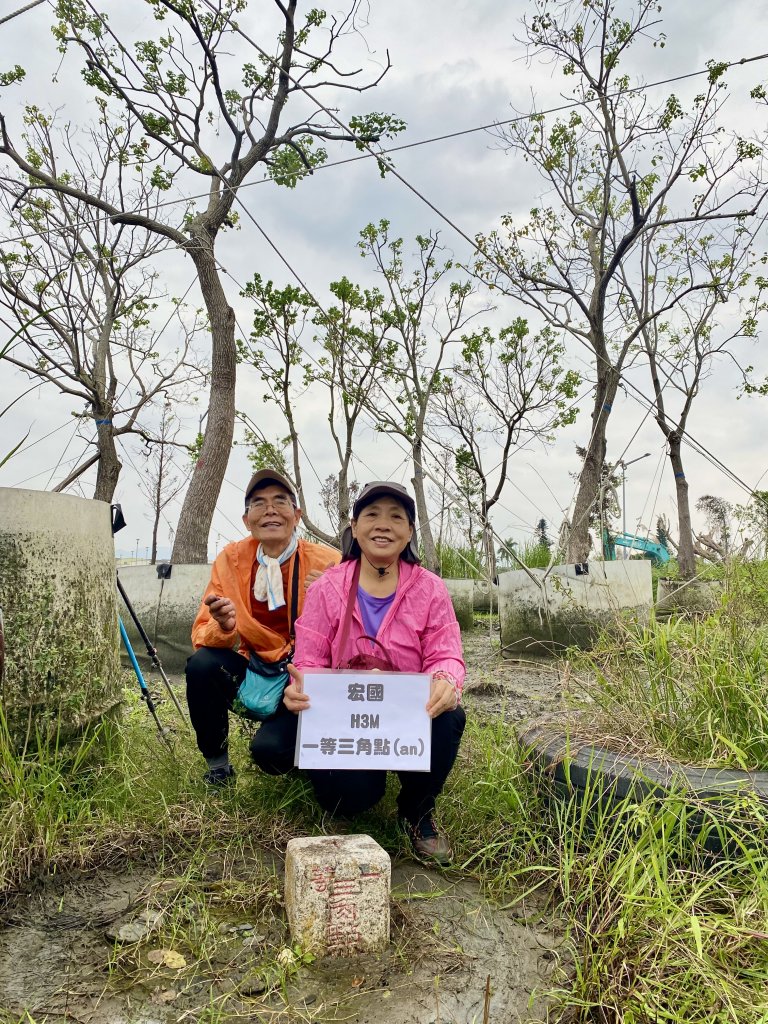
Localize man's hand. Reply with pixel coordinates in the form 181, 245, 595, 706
204, 594, 236, 633
426, 674, 459, 719
284, 664, 310, 714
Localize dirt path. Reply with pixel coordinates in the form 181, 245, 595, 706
0, 857, 563, 1024
0, 626, 567, 1024
462, 623, 565, 726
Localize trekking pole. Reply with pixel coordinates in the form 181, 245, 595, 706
119, 618, 173, 748
116, 572, 191, 730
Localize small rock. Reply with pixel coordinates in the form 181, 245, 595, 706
152, 989, 178, 1004
148, 948, 187, 969
240, 977, 267, 996
237, 923, 255, 932
105, 921, 150, 944
241, 933, 266, 947
137, 910, 163, 927
218, 922, 234, 934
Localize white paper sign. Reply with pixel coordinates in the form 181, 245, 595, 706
296, 671, 432, 772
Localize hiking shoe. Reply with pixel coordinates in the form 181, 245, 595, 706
203, 764, 236, 787
399, 815, 453, 866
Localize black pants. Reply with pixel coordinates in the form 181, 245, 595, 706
186, 646, 467, 822
186, 646, 250, 760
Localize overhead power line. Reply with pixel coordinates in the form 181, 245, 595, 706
0, 0, 47, 28
3, 33, 768, 248
209, 0, 766, 508
8, 5, 765, 534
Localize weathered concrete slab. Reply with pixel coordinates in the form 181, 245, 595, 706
117, 563, 209, 672
472, 578, 498, 613
0, 487, 122, 746
656, 577, 723, 618
499, 561, 652, 654
443, 578, 474, 631
285, 834, 390, 957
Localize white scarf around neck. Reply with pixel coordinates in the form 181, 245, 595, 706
253, 535, 298, 611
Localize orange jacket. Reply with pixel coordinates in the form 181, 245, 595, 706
191, 537, 340, 663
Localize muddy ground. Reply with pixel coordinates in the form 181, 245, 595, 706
0, 624, 567, 1024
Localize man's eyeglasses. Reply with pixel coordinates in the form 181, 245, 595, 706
246, 495, 296, 512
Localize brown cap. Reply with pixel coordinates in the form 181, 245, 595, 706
244, 468, 297, 507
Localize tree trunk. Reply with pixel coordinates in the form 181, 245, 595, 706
93, 418, 121, 502
150, 443, 164, 565
151, 512, 160, 564
567, 370, 619, 563
669, 435, 695, 579
337, 452, 351, 542
436, 459, 448, 551
412, 438, 438, 574
171, 244, 236, 563
482, 514, 497, 581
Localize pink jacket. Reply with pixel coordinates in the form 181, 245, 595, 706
293, 559, 466, 694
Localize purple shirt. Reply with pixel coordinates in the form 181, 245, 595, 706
357, 586, 395, 639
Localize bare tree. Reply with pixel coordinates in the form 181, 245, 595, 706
695, 493, 754, 562
0, 137, 204, 501
427, 449, 456, 554
432, 318, 579, 577
631, 217, 767, 577
358, 221, 492, 573
476, 0, 767, 562
0, 0, 402, 560
238, 273, 392, 545
139, 401, 188, 563
735, 491, 768, 561
319, 474, 361, 541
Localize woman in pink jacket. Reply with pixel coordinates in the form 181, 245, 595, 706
249, 480, 466, 865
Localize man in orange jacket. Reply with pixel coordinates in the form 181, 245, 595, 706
186, 468, 340, 784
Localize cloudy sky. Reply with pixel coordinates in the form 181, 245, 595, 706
2, 0, 768, 562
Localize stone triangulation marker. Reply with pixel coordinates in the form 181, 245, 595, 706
285, 835, 391, 957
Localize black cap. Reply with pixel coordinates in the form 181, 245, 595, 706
341, 480, 420, 563
244, 468, 297, 507
352, 480, 416, 522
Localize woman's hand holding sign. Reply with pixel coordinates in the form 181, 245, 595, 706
426, 673, 459, 719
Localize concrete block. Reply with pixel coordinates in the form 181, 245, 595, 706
284, 835, 390, 957
499, 560, 652, 654
472, 578, 498, 613
0, 487, 122, 747
656, 577, 723, 618
443, 578, 474, 631
117, 563, 211, 672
